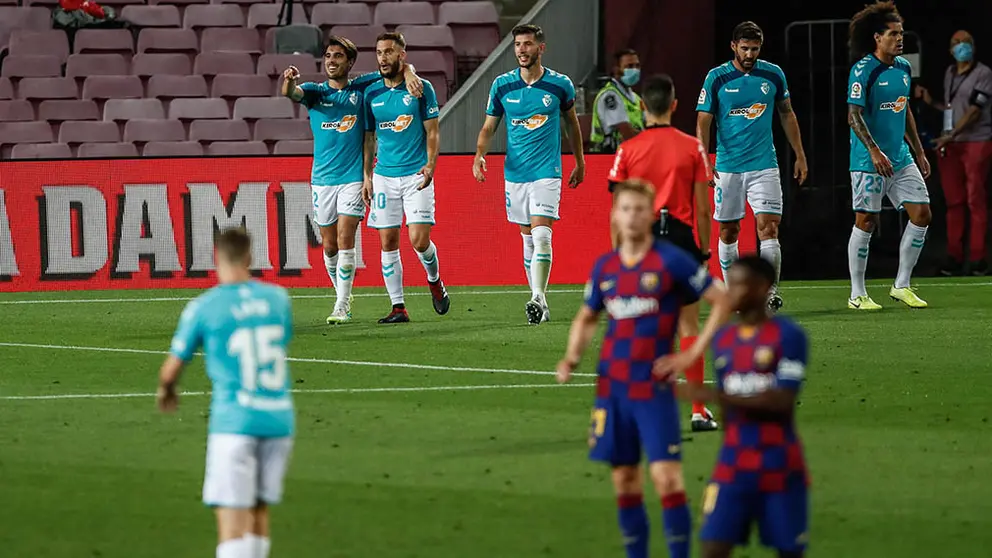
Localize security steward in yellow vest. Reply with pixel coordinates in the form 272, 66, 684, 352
590, 49, 645, 153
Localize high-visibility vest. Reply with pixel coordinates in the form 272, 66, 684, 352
590, 80, 644, 153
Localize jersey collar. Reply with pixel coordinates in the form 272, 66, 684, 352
517, 66, 546, 86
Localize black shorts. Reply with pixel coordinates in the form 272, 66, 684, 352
653, 216, 707, 263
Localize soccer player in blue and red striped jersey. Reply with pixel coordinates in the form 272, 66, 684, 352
557, 179, 732, 558
675, 255, 810, 558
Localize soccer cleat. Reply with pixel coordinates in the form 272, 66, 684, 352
377, 307, 410, 324
428, 279, 450, 315
325, 304, 351, 325
767, 286, 784, 313
848, 295, 882, 310
525, 297, 544, 325
970, 259, 989, 277
691, 409, 719, 432
890, 286, 927, 309
540, 304, 551, 323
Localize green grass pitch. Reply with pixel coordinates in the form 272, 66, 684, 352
1, 278, 991, 557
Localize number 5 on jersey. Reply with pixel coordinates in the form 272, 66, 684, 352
228, 325, 288, 391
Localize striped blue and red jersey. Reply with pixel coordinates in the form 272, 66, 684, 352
711, 316, 809, 492
584, 240, 713, 400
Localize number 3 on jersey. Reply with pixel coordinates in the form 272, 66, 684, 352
228, 325, 287, 392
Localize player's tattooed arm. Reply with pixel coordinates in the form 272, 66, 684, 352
777, 98, 808, 184
847, 105, 879, 152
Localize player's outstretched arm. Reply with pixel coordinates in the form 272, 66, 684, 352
473, 115, 500, 183
904, 108, 931, 179
848, 105, 894, 177
695, 112, 717, 182
653, 281, 731, 378
281, 66, 304, 103
564, 106, 585, 187
776, 98, 808, 184
556, 305, 600, 383
157, 355, 184, 412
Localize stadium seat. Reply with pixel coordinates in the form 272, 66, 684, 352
0, 55, 63, 79
183, 5, 246, 30
438, 1, 500, 58
18, 78, 79, 101
22, 0, 61, 5
10, 143, 73, 159
82, 76, 144, 100
212, 74, 274, 99
375, 2, 435, 28
124, 118, 186, 142
194, 52, 256, 76
39, 100, 101, 123
60, 121, 121, 145
9, 31, 71, 63
148, 0, 207, 6
189, 118, 250, 142
0, 78, 13, 100
216, 0, 271, 6
395, 25, 456, 81
273, 139, 312, 155
257, 53, 318, 77
137, 29, 199, 55
329, 25, 386, 52
169, 97, 230, 120
142, 140, 204, 156
66, 54, 130, 79
99, 0, 146, 9
310, 3, 372, 30
0, 0, 21, 5
0, 122, 54, 148
406, 50, 452, 88
132, 53, 192, 77
0, 7, 53, 31
74, 29, 136, 58
233, 97, 294, 120
120, 5, 183, 28
247, 4, 308, 30
349, 56, 378, 77
205, 140, 268, 155
104, 99, 166, 123
253, 118, 310, 142
200, 28, 263, 54
147, 75, 209, 100
0, 100, 34, 122
267, 25, 322, 57
77, 142, 140, 158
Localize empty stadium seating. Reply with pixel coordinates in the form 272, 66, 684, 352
0, 0, 502, 158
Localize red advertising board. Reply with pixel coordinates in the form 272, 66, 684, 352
0, 155, 754, 292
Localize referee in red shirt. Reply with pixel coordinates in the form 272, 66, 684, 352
608, 74, 718, 432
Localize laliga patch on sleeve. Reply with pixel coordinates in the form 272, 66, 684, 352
851, 82, 863, 99
697, 88, 707, 105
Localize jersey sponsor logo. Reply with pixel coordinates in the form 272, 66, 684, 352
604, 296, 659, 320
880, 96, 908, 113
725, 87, 740, 93
320, 114, 358, 133
510, 114, 549, 131
850, 82, 863, 99
727, 103, 767, 120
427, 105, 439, 116
697, 88, 707, 105
723, 371, 776, 396
378, 114, 414, 132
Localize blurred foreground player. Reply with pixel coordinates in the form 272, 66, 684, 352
158, 228, 295, 558
676, 256, 810, 558
557, 180, 731, 558
608, 73, 719, 432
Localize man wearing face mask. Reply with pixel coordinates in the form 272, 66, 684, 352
590, 49, 645, 153
915, 30, 992, 276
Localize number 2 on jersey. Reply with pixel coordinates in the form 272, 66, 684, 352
861, 174, 883, 194
228, 326, 287, 392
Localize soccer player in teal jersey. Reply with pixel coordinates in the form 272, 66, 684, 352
282, 36, 422, 324
697, 22, 808, 313
473, 23, 586, 325
846, 1, 932, 310
157, 228, 294, 558
363, 32, 450, 324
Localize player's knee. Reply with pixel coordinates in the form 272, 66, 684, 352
911, 205, 932, 227
648, 462, 684, 496
409, 231, 430, 252
337, 227, 357, 250
531, 225, 553, 251
854, 213, 877, 233
610, 466, 641, 494
719, 223, 740, 244
322, 238, 338, 258
757, 218, 779, 240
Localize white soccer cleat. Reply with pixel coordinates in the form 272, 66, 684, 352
525, 295, 545, 325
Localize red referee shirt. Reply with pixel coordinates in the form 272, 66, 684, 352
607, 125, 712, 226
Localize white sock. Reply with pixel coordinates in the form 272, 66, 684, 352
381, 249, 404, 306
848, 226, 872, 298
759, 238, 782, 285
530, 226, 552, 300
336, 248, 356, 310
415, 241, 440, 283
323, 251, 338, 290
216, 538, 250, 558
895, 222, 928, 289
244, 534, 271, 558
521, 233, 534, 291
718, 240, 738, 284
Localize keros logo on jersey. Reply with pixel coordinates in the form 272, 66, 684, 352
728, 103, 767, 120
510, 114, 549, 131
378, 114, 414, 132
880, 96, 908, 113
320, 115, 357, 133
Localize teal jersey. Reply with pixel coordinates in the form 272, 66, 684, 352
364, 78, 440, 178
298, 73, 381, 186
847, 54, 914, 172
169, 280, 295, 438
486, 67, 576, 183
697, 60, 789, 173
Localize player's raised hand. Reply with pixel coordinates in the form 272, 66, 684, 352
404, 71, 424, 98
157, 385, 178, 413
568, 164, 585, 188
417, 165, 435, 190
917, 152, 932, 179
555, 359, 576, 383
472, 156, 487, 183
283, 65, 300, 82
870, 147, 894, 178
794, 156, 809, 185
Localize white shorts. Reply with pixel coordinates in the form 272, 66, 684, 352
368, 173, 435, 229
202, 433, 294, 508
850, 165, 930, 213
505, 178, 562, 225
312, 182, 365, 227
713, 168, 783, 222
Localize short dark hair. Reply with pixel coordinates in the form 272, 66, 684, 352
849, 1, 902, 62
733, 21, 764, 43
732, 256, 776, 287
642, 74, 675, 116
375, 31, 406, 50
215, 227, 251, 264
613, 48, 638, 66
511, 24, 544, 43
324, 36, 358, 62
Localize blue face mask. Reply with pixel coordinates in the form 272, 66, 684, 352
953, 42, 974, 63
621, 68, 641, 86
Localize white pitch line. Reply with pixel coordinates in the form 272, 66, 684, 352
0, 382, 597, 401
0, 341, 597, 378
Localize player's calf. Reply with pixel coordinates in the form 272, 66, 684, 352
650, 461, 691, 558
611, 466, 649, 558
214, 507, 255, 558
